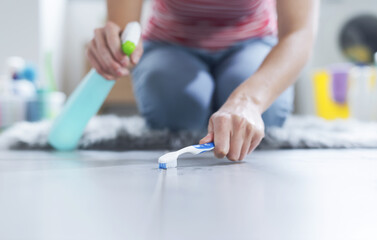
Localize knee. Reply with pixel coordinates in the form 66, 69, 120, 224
134, 70, 213, 131
142, 91, 211, 131
132, 65, 167, 93
262, 87, 294, 128
262, 103, 291, 128
131, 46, 214, 130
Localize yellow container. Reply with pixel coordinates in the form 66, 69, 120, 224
312, 70, 349, 120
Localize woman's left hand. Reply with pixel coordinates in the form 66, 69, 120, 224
199, 95, 265, 161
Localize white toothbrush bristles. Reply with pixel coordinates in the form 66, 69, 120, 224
158, 152, 178, 169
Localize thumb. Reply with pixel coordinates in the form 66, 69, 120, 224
131, 40, 143, 65
199, 120, 214, 144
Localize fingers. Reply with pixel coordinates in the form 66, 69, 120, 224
209, 111, 265, 162
199, 95, 266, 162
238, 124, 253, 161
212, 114, 231, 159
104, 22, 129, 67
93, 28, 126, 78
199, 121, 214, 145
227, 123, 243, 161
248, 131, 264, 154
130, 41, 144, 65
87, 48, 113, 80
227, 124, 263, 161
199, 132, 213, 145
87, 21, 144, 80
227, 116, 252, 161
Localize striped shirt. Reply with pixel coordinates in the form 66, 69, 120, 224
143, 0, 277, 50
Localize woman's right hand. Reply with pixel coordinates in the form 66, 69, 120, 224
87, 21, 143, 80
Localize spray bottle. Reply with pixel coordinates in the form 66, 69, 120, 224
48, 22, 141, 151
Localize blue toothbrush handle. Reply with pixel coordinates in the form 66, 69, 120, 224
192, 142, 215, 154
193, 142, 215, 149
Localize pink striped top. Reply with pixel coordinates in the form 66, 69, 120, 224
143, 0, 277, 50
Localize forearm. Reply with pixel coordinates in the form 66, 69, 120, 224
231, 30, 315, 113
229, 0, 318, 113
107, 0, 143, 28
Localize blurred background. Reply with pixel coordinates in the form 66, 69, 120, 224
0, 0, 376, 130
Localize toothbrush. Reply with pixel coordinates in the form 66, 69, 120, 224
48, 22, 141, 151
158, 142, 215, 169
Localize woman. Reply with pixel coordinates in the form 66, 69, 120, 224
87, 0, 318, 161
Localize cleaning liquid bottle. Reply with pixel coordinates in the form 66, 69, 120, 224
48, 22, 141, 151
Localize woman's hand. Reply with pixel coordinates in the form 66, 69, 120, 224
87, 21, 143, 80
199, 94, 265, 161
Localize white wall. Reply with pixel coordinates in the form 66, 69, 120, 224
62, 0, 106, 94
0, 0, 66, 90
0, 0, 40, 72
295, 0, 377, 115
39, 0, 66, 90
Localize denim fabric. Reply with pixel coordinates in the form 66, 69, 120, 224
132, 37, 294, 131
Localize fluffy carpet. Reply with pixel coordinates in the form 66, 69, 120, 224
0, 115, 376, 150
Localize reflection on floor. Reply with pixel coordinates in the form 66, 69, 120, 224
1, 149, 377, 240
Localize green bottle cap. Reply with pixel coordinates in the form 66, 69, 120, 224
122, 40, 136, 57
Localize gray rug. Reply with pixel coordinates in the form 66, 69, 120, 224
0, 115, 376, 150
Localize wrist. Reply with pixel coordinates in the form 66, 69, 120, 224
227, 90, 264, 115
228, 85, 265, 114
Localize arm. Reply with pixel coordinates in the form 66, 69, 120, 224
107, 0, 143, 29
87, 0, 144, 80
200, 0, 319, 161
232, 0, 319, 112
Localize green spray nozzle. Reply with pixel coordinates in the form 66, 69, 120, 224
121, 22, 141, 57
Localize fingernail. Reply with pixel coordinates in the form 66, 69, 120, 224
117, 68, 128, 76
121, 58, 128, 66
133, 55, 140, 64
200, 135, 208, 141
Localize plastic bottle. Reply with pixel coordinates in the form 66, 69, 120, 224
48, 22, 141, 151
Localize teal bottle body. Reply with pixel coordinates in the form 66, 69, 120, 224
48, 69, 115, 151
